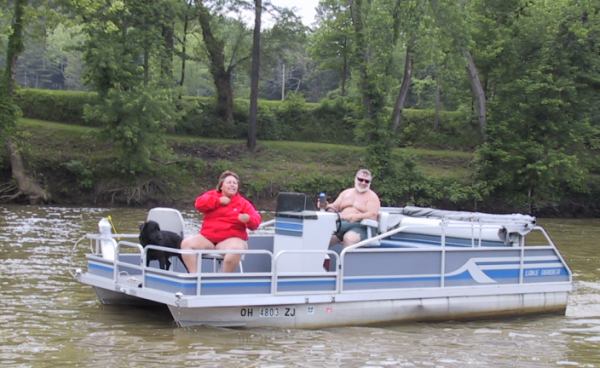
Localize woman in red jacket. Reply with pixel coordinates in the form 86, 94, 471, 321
181, 170, 262, 273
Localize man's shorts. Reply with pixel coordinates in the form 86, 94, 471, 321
335, 220, 368, 241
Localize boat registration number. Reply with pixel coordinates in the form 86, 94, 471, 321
240, 307, 296, 318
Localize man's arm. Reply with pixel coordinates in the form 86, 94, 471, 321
327, 189, 349, 212
363, 193, 381, 221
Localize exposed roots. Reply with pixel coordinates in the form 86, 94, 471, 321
97, 179, 171, 205
0, 181, 20, 202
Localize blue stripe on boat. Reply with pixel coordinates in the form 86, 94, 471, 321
385, 233, 506, 247
145, 275, 197, 289
275, 218, 303, 237
89, 262, 113, 273
142, 266, 568, 291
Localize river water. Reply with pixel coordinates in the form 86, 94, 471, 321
1, 205, 599, 367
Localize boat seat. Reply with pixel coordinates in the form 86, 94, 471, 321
145, 208, 187, 270
361, 218, 379, 241
147, 207, 185, 238
360, 212, 402, 246
146, 207, 244, 273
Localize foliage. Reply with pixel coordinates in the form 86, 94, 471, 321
0, 90, 20, 136
398, 109, 478, 150
63, 159, 93, 189
14, 88, 98, 125
308, 0, 352, 96
474, 0, 599, 213
73, 0, 180, 173
1, 0, 25, 138
15, 87, 482, 150
83, 86, 179, 173
3, 0, 600, 213
10, 117, 600, 214
260, 9, 311, 100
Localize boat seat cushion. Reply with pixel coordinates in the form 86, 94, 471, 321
147, 207, 185, 238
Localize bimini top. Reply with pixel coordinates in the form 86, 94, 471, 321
397, 206, 536, 240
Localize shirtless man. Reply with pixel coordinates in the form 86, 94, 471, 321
326, 169, 381, 247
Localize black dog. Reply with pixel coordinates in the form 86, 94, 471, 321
138, 220, 186, 271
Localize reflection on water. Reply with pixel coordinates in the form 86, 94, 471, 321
1, 205, 599, 367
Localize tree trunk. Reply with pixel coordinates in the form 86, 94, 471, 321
196, 0, 234, 125
350, 0, 378, 120
178, 2, 193, 89
464, 49, 486, 138
214, 70, 234, 125
434, 80, 441, 130
2, 0, 49, 204
340, 36, 348, 96
143, 44, 150, 86
349, 0, 393, 180
391, 40, 414, 132
281, 63, 285, 100
247, 0, 262, 152
5, 0, 26, 96
5, 140, 50, 204
161, 22, 174, 84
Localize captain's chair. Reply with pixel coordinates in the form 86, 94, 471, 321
360, 211, 399, 246
147, 207, 185, 238
145, 208, 187, 271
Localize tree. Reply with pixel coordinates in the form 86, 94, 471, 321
390, 0, 427, 133
194, 0, 253, 127
390, 35, 414, 133
310, 0, 353, 96
46, 24, 85, 90
247, 0, 261, 151
260, 10, 310, 100
176, 0, 195, 90
475, 0, 598, 213
1, 0, 50, 203
429, 0, 487, 137
76, 0, 179, 174
349, 0, 395, 178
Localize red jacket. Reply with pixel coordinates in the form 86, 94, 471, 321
195, 189, 262, 243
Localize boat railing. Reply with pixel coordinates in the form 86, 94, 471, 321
343, 225, 415, 251
272, 250, 340, 294
78, 233, 138, 254
251, 219, 276, 234
114, 240, 144, 287
257, 219, 275, 229
82, 219, 570, 298
371, 219, 540, 248
139, 246, 338, 296
338, 223, 570, 291
529, 225, 573, 282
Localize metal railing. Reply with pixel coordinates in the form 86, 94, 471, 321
81, 221, 570, 298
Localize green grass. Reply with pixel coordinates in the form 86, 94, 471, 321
17, 117, 473, 181
6, 117, 477, 207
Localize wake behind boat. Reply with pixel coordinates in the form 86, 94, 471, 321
73, 192, 572, 328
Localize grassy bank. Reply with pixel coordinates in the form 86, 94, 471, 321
1, 118, 474, 209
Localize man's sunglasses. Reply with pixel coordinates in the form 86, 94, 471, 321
356, 178, 370, 184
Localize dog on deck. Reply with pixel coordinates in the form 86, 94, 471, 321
138, 220, 186, 271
